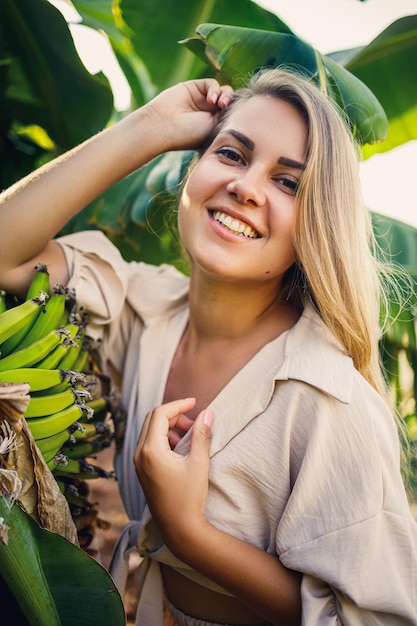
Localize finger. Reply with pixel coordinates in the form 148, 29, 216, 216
202, 79, 221, 105
136, 409, 153, 451
175, 413, 195, 433
189, 408, 214, 461
168, 429, 182, 449
217, 85, 234, 109
142, 397, 197, 445
168, 413, 195, 449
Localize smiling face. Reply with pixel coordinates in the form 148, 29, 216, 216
178, 95, 307, 290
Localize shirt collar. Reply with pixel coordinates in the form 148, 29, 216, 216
276, 301, 354, 403
175, 302, 354, 458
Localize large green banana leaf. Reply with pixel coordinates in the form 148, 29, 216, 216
0, 0, 113, 188
330, 15, 417, 156
181, 22, 387, 145
0, 496, 125, 625
70, 0, 158, 108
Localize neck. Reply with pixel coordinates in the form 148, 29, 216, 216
187, 271, 296, 346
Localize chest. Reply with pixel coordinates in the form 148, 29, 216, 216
163, 347, 251, 419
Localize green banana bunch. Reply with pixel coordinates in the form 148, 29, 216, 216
0, 263, 119, 552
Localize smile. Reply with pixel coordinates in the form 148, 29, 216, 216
210, 210, 261, 239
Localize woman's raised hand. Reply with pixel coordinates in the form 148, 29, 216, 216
143, 78, 234, 154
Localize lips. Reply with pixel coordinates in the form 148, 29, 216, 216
210, 210, 261, 239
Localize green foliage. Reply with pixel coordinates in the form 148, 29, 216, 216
0, 497, 125, 625
182, 23, 387, 144
0, 0, 113, 189
331, 15, 417, 156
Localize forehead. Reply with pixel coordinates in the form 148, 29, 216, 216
221, 95, 307, 157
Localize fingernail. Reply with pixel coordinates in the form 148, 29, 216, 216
203, 409, 214, 427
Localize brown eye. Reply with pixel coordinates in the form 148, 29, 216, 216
216, 148, 243, 163
275, 176, 299, 194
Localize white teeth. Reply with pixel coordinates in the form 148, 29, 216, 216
212, 211, 259, 239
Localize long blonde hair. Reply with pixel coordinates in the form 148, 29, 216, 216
214, 68, 392, 398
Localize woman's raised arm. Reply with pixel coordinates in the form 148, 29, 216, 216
0, 79, 232, 297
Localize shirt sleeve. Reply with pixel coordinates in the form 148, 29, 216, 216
56, 229, 189, 377
276, 378, 417, 625
57, 230, 129, 335
56, 230, 137, 377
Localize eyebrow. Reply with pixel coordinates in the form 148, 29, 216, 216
220, 129, 254, 151
219, 129, 306, 171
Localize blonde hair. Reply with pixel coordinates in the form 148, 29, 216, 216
214, 68, 392, 398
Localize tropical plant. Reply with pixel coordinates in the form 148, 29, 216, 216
0, 0, 416, 619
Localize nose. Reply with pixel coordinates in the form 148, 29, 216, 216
226, 169, 266, 207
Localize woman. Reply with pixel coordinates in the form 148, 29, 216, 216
0, 68, 416, 626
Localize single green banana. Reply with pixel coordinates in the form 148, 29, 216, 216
57, 326, 87, 370
25, 402, 85, 439
35, 429, 72, 464
43, 369, 88, 395
24, 388, 78, 419
0, 367, 70, 392
0, 294, 48, 347
0, 290, 7, 314
36, 335, 78, 370
72, 332, 95, 373
0, 264, 53, 356
25, 262, 51, 300
51, 457, 115, 479
61, 438, 111, 461
0, 328, 66, 372
17, 285, 67, 350
78, 396, 109, 423
60, 483, 91, 510
68, 420, 111, 440
27, 386, 92, 418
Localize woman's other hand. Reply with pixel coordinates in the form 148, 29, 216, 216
134, 397, 214, 543
143, 79, 233, 153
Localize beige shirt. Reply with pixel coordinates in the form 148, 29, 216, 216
59, 230, 417, 625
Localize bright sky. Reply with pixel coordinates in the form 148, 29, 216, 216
52, 0, 417, 229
